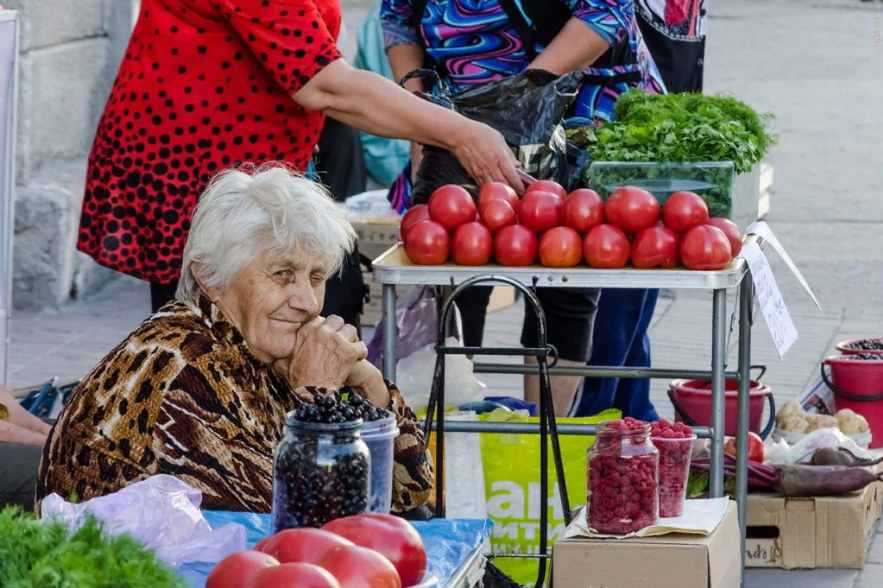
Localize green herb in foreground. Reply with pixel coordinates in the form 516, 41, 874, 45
0, 506, 186, 588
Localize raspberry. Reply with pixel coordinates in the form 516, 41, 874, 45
650, 423, 696, 518
588, 421, 659, 535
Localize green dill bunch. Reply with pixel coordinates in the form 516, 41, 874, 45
0, 506, 186, 588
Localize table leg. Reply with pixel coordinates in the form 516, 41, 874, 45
382, 284, 397, 381
736, 277, 753, 586
709, 288, 727, 498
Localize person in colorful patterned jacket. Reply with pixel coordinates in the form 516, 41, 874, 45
38, 165, 433, 514
381, 0, 665, 419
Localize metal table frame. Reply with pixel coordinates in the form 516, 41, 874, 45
373, 245, 755, 585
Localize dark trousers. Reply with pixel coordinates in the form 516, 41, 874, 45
572, 288, 661, 420
0, 442, 43, 511
457, 286, 601, 363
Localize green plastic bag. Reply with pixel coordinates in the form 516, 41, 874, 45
479, 409, 621, 586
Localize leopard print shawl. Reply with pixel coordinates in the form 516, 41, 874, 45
36, 296, 433, 513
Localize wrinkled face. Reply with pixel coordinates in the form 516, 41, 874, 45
208, 248, 327, 364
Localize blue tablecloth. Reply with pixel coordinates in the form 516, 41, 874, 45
178, 513, 491, 588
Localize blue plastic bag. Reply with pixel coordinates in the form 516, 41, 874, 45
178, 513, 492, 588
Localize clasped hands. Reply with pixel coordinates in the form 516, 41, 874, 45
273, 316, 389, 408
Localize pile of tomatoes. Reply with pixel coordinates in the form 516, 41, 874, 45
400, 180, 743, 271
206, 513, 426, 588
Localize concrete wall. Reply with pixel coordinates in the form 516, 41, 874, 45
5, 0, 136, 310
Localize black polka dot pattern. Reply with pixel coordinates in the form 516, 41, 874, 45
78, 0, 343, 284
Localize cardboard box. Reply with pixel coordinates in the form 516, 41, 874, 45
552, 502, 741, 588
351, 218, 399, 262
745, 477, 883, 569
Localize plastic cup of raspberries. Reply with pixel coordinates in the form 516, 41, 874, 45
586, 417, 660, 535
650, 419, 696, 518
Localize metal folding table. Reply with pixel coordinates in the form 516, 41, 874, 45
372, 244, 755, 586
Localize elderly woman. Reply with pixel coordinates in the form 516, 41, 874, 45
37, 165, 433, 513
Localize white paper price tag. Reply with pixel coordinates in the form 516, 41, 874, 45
740, 242, 798, 358
747, 221, 821, 309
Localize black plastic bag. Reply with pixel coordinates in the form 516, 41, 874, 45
406, 69, 583, 205
481, 561, 526, 588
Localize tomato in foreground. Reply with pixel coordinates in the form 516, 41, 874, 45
493, 225, 538, 266
604, 186, 660, 235
315, 544, 402, 588
479, 199, 517, 234
706, 217, 743, 257
428, 185, 476, 231
517, 191, 561, 233
723, 432, 765, 463
323, 514, 426, 587
560, 189, 604, 233
399, 205, 430, 241
539, 227, 583, 268
206, 551, 279, 588
254, 528, 353, 565
478, 181, 519, 209
680, 225, 732, 271
583, 224, 630, 269
631, 226, 680, 269
452, 222, 493, 266
403, 220, 450, 265
662, 191, 709, 233
244, 563, 341, 588
525, 179, 566, 200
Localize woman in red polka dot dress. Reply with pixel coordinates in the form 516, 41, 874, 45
80, 0, 522, 312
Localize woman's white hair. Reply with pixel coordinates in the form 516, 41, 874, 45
177, 163, 356, 305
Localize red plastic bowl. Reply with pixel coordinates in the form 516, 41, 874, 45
836, 338, 883, 355
669, 378, 772, 436
823, 353, 883, 449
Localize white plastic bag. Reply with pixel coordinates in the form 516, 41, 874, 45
396, 337, 487, 412
765, 428, 874, 465
40, 475, 246, 567
442, 411, 488, 520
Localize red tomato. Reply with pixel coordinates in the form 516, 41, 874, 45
323, 514, 425, 587
680, 225, 733, 270
525, 180, 567, 200
706, 217, 743, 256
478, 181, 519, 209
517, 191, 561, 233
255, 529, 353, 565
206, 551, 279, 588
403, 220, 450, 265
604, 186, 660, 235
723, 432, 765, 463
428, 185, 477, 231
479, 199, 517, 234
452, 222, 493, 266
662, 191, 709, 233
315, 545, 402, 588
583, 224, 630, 269
493, 225, 538, 266
561, 189, 604, 233
631, 226, 680, 269
539, 227, 583, 268
244, 563, 342, 588
399, 205, 430, 241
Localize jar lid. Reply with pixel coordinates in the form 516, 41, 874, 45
284, 410, 364, 434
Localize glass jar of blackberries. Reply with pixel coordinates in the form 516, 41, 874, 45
586, 417, 659, 535
272, 392, 372, 532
